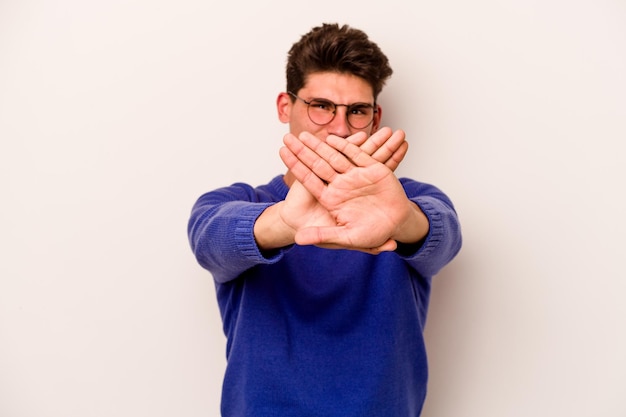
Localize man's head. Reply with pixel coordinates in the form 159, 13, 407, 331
277, 24, 393, 140
285, 23, 392, 101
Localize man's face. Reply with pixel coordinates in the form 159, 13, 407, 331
277, 72, 381, 141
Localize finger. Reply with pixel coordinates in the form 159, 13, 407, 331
295, 227, 398, 253
279, 146, 326, 198
325, 135, 377, 168
359, 126, 393, 156
296, 132, 355, 174
282, 133, 340, 183
342, 239, 398, 254
316, 243, 397, 255
344, 131, 368, 147
382, 140, 409, 172
374, 239, 398, 252
370, 129, 407, 166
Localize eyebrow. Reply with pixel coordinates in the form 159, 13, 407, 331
308, 96, 375, 106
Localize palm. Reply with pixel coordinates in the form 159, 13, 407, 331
306, 162, 408, 249
280, 180, 336, 231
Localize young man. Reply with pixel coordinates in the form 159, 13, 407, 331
188, 23, 462, 416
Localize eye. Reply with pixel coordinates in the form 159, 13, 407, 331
349, 104, 374, 116
309, 99, 334, 112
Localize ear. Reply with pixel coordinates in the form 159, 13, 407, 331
276, 92, 292, 124
372, 104, 382, 131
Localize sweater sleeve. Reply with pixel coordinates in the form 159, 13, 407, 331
397, 178, 463, 277
187, 183, 286, 284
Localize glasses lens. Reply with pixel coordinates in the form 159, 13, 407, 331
304, 97, 376, 128
347, 104, 375, 129
307, 99, 335, 125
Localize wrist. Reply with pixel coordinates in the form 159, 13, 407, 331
253, 202, 297, 250
392, 202, 430, 245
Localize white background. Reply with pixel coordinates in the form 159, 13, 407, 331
1, 1, 625, 416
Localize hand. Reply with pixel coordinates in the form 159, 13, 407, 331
279, 130, 428, 254
345, 127, 408, 172
276, 127, 408, 251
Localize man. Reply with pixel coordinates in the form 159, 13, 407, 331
188, 23, 462, 416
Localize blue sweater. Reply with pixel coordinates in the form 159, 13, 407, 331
188, 175, 462, 417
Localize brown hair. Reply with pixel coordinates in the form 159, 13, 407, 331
286, 23, 393, 101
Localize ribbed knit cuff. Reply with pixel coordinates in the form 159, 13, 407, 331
234, 202, 284, 263
408, 197, 445, 259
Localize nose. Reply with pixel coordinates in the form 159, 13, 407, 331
325, 106, 353, 138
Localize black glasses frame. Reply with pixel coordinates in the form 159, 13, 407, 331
288, 91, 377, 129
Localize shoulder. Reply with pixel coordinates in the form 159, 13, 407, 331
196, 175, 286, 204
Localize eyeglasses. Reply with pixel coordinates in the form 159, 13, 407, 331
288, 91, 377, 129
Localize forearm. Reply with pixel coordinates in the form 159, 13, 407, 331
188, 193, 282, 283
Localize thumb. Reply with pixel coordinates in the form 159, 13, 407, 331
295, 227, 397, 253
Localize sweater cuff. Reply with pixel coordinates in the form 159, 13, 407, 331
401, 197, 445, 260
234, 203, 285, 263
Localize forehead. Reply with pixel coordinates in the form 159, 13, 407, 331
301, 72, 374, 103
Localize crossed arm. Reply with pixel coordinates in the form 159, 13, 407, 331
254, 127, 430, 254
